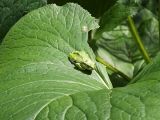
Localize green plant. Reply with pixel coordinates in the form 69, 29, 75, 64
0, 0, 159, 119
0, 0, 47, 41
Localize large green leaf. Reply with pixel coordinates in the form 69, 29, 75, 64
1, 3, 160, 120
36, 54, 160, 120
0, 3, 105, 119
0, 0, 47, 41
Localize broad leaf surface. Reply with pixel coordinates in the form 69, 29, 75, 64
0, 3, 160, 120
0, 3, 104, 119
0, 0, 47, 41
36, 54, 160, 120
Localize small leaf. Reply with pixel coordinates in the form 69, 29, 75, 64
0, 0, 47, 41
132, 53, 160, 83
95, 3, 137, 38
138, 17, 159, 58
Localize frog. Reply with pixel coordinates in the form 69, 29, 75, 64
68, 51, 95, 71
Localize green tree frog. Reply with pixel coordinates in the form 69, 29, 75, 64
69, 51, 95, 71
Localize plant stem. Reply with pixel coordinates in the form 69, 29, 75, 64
96, 56, 131, 82
127, 16, 152, 64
